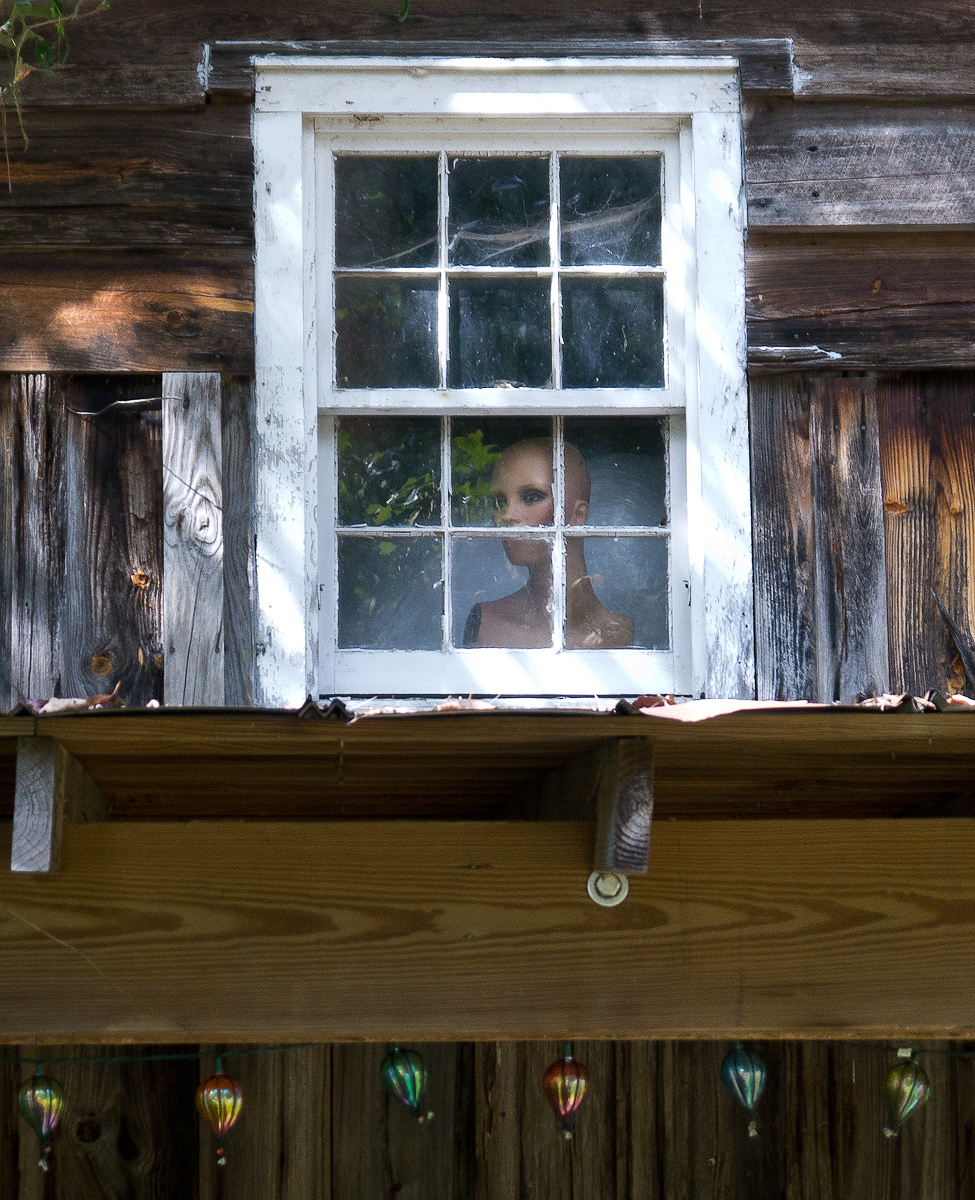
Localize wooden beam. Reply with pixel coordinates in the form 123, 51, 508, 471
11, 737, 106, 874
163, 373, 224, 706
207, 39, 795, 100
1, 817, 974, 1040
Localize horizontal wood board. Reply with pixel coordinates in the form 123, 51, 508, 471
0, 708, 974, 817
1, 817, 975, 1040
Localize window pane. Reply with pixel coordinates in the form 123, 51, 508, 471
561, 279, 664, 388
451, 417, 552, 527
335, 278, 438, 388
337, 418, 441, 527
560, 157, 662, 266
452, 536, 553, 648
338, 536, 443, 649
448, 156, 549, 267
448, 280, 551, 388
565, 535, 669, 649
564, 418, 667, 527
334, 156, 438, 268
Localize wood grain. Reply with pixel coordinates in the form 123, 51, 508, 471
809, 375, 889, 700
207, 38, 794, 98
878, 371, 975, 695
62, 378, 164, 708
0, 818, 974, 1040
750, 374, 815, 700
163, 374, 224, 706
0, 107, 250, 221
593, 738, 654, 874
3, 376, 68, 704
11, 738, 106, 874
222, 376, 255, 707
745, 103, 975, 227
747, 231, 975, 371
0, 252, 253, 374
751, 374, 888, 702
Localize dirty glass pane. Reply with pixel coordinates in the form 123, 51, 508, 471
338, 536, 443, 649
561, 279, 664, 389
560, 157, 662, 266
564, 418, 667, 527
448, 156, 550, 267
451, 417, 552, 527
334, 156, 439, 268
337, 418, 440, 527
448, 280, 551, 388
452, 536, 554, 648
335, 278, 438, 388
565, 535, 668, 649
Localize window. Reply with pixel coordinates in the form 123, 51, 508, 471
254, 57, 753, 705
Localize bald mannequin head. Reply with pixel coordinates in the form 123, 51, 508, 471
490, 438, 591, 528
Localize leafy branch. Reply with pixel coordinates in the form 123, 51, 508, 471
0, 0, 111, 184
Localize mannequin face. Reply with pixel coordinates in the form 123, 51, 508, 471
490, 440, 590, 566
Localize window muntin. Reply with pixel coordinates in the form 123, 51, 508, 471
333, 415, 671, 655
332, 151, 666, 394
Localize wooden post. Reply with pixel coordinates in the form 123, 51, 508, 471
162, 372, 224, 705
592, 739, 654, 875
11, 736, 107, 874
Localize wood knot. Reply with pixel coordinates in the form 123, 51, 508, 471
90, 655, 113, 677
131, 569, 150, 590
872, 278, 883, 294
165, 309, 186, 330
75, 1117, 101, 1144
883, 498, 912, 515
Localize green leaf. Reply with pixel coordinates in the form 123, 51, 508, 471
397, 0, 409, 20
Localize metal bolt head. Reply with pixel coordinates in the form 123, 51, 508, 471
587, 870, 629, 907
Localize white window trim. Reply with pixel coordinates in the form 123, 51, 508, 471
253, 55, 754, 706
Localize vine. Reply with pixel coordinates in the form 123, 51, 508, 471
0, 0, 111, 183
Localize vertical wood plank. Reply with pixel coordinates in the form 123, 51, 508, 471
5, 374, 68, 703
62, 376, 164, 707
475, 1043, 521, 1200
281, 1046, 330, 1200
16, 1045, 197, 1200
878, 371, 975, 695
0, 377, 11, 710
810, 375, 889, 701
751, 373, 816, 701
163, 372, 224, 706
331, 1043, 469, 1200
222, 375, 255, 707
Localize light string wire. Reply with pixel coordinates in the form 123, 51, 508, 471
2, 1039, 975, 1072
0, 1042, 322, 1070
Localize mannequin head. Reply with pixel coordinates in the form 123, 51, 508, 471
490, 438, 590, 566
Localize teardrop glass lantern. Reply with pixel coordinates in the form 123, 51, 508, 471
720, 1043, 767, 1138
18, 1072, 64, 1172
884, 1057, 930, 1138
543, 1044, 589, 1139
196, 1064, 243, 1166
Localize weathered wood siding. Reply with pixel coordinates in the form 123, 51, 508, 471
0, 1039, 969, 1199
752, 370, 975, 701
0, 3, 971, 369
0, 373, 253, 709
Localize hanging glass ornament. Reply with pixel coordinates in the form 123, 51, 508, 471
196, 1061, 243, 1166
884, 1057, 930, 1138
543, 1044, 589, 1139
18, 1070, 64, 1172
720, 1042, 767, 1138
381, 1045, 432, 1122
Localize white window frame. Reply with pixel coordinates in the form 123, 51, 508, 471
253, 56, 754, 706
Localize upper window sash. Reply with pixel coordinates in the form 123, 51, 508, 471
316, 124, 686, 416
